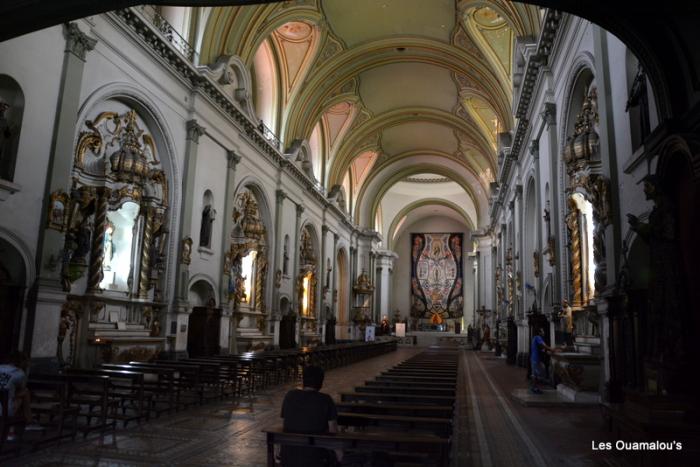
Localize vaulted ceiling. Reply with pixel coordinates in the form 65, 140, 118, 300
200, 0, 541, 236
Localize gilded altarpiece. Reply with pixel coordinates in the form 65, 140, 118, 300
55, 107, 169, 367
552, 88, 610, 394
297, 227, 319, 343
562, 88, 611, 338
223, 190, 271, 351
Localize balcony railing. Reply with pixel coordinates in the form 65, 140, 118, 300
137, 5, 199, 63
257, 120, 281, 151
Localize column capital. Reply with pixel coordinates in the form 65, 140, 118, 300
515, 184, 523, 198
63, 23, 97, 61
227, 150, 241, 169
540, 102, 556, 126
333, 232, 339, 242
186, 119, 206, 143
529, 139, 539, 156
322, 225, 329, 234
276, 189, 287, 203
296, 204, 305, 216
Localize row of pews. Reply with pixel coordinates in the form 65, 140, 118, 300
265, 345, 459, 466
0, 340, 396, 456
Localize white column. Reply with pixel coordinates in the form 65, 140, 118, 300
375, 250, 397, 322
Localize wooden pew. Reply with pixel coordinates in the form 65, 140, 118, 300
29, 373, 115, 438
100, 364, 176, 416
354, 385, 455, 397
340, 391, 455, 406
66, 369, 149, 427
335, 402, 454, 419
337, 411, 452, 437
264, 427, 450, 467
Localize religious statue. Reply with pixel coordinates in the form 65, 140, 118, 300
275, 269, 282, 288
380, 315, 391, 335
103, 220, 115, 270
150, 318, 161, 337
282, 241, 289, 274
181, 236, 193, 265
199, 204, 216, 247
627, 175, 686, 386
325, 258, 332, 290
0, 102, 18, 180
533, 251, 540, 278
560, 299, 574, 342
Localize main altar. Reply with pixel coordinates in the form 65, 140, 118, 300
409, 232, 465, 335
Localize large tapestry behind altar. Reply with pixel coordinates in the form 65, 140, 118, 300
410, 233, 464, 321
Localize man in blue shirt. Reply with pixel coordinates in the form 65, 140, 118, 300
530, 328, 554, 394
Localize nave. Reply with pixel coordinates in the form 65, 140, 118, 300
5, 346, 681, 467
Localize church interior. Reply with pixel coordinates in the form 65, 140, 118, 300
1, 0, 699, 465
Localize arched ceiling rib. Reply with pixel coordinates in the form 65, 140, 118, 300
200, 0, 541, 232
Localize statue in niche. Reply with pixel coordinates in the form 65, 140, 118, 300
181, 237, 193, 265
0, 102, 18, 180
274, 269, 282, 288
199, 204, 216, 248
103, 220, 115, 270
282, 244, 289, 275
627, 175, 686, 387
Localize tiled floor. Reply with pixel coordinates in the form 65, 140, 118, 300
6, 348, 693, 467
3, 348, 421, 467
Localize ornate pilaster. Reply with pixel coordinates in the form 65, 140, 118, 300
291, 203, 304, 313
186, 119, 206, 143
138, 207, 156, 298
30, 22, 98, 357
86, 187, 110, 293
64, 23, 97, 61
219, 149, 242, 306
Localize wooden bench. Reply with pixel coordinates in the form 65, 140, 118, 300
337, 412, 452, 437
340, 391, 455, 406
264, 427, 449, 467
66, 369, 149, 427
30, 373, 115, 438
100, 364, 176, 416
355, 385, 455, 397
336, 401, 454, 419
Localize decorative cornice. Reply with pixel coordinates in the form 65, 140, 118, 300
403, 176, 451, 184
186, 119, 206, 143
489, 8, 563, 234
109, 7, 357, 231
63, 22, 97, 61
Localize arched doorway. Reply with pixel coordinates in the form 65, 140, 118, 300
0, 238, 26, 360
278, 296, 296, 349
187, 279, 220, 357
336, 248, 349, 340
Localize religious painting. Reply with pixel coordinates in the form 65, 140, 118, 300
410, 233, 464, 319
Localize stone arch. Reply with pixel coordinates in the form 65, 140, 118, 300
386, 198, 475, 250
76, 82, 180, 300
188, 276, 217, 307
0, 226, 34, 357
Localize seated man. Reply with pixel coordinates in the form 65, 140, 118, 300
0, 352, 41, 439
277, 365, 341, 467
